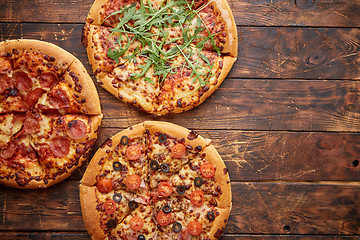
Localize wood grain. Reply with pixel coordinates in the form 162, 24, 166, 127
1, 181, 359, 235
1, 0, 359, 27
1, 24, 359, 80
74, 129, 359, 182
0, 233, 358, 240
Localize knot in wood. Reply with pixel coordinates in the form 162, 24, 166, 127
307, 52, 327, 65
295, 0, 315, 9
316, 138, 335, 150
344, 92, 359, 105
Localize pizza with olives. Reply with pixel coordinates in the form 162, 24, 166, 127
83, 0, 237, 115
0, 39, 102, 189
80, 121, 231, 240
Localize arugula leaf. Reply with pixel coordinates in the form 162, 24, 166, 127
144, 76, 155, 84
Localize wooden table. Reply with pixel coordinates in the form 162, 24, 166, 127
1, 0, 359, 239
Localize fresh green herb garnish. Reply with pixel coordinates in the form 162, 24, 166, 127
105, 0, 219, 85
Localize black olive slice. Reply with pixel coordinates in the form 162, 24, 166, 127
160, 163, 170, 173
112, 193, 122, 203
137, 235, 146, 240
107, 219, 117, 228
158, 134, 167, 143
207, 211, 215, 221
162, 205, 172, 213
176, 185, 186, 195
113, 161, 122, 171
150, 160, 159, 170
194, 177, 203, 187
120, 135, 129, 145
173, 222, 182, 232
128, 200, 138, 210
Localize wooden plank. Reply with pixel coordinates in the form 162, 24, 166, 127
1, 24, 360, 132
228, 182, 360, 235
82, 129, 360, 182
1, 0, 360, 27
97, 78, 360, 132
232, 0, 360, 27
0, 0, 93, 23
0, 232, 358, 240
1, 23, 359, 81
1, 181, 359, 235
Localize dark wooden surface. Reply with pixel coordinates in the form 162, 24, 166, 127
1, 0, 360, 239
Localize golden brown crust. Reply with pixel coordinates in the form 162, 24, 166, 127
86, 0, 105, 26
157, 56, 236, 116
2, 39, 76, 73
200, 56, 235, 106
210, 207, 231, 239
81, 122, 145, 187
65, 58, 102, 115
80, 185, 107, 240
203, 145, 232, 209
84, 24, 107, 78
144, 121, 210, 149
210, 0, 238, 57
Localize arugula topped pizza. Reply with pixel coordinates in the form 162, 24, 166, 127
84, 0, 237, 115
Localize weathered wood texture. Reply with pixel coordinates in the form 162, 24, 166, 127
1, 0, 360, 27
71, 129, 359, 182
0, 233, 358, 240
1, 181, 359, 235
1, 24, 359, 81
2, 24, 359, 131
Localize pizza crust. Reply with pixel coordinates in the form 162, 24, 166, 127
210, 0, 238, 57
210, 207, 232, 239
81, 122, 146, 187
80, 185, 107, 240
203, 145, 232, 209
64, 58, 102, 115
144, 121, 211, 149
1, 39, 76, 74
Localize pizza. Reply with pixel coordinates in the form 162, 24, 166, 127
0, 39, 102, 189
83, 0, 237, 115
80, 121, 231, 240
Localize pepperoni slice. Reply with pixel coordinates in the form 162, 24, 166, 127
49, 136, 70, 158
39, 72, 58, 89
49, 89, 70, 109
0, 141, 18, 159
13, 70, 32, 91
23, 117, 40, 134
25, 88, 46, 108
67, 120, 87, 139
0, 73, 11, 94
18, 143, 37, 160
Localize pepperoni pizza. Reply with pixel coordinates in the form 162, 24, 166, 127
0, 39, 102, 189
80, 121, 231, 240
83, 0, 238, 115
